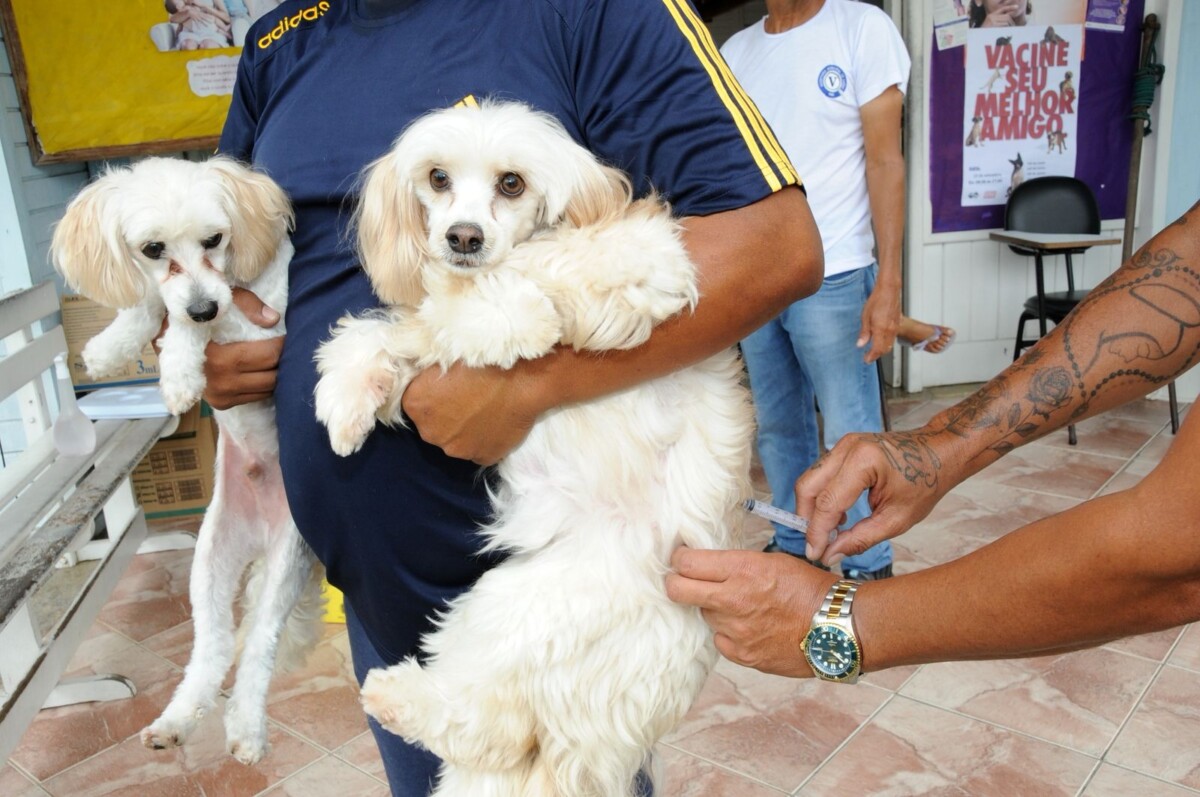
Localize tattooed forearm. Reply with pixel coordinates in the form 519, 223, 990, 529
865, 431, 943, 490
1061, 244, 1200, 410
868, 203, 1200, 489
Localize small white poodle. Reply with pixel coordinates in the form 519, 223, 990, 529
51, 156, 323, 766
314, 101, 755, 796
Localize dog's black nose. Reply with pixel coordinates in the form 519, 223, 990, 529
187, 300, 219, 323
446, 223, 484, 256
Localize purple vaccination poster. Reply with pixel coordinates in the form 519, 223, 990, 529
928, 0, 1144, 233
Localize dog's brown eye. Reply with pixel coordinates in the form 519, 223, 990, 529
202, 233, 223, 249
430, 169, 450, 191
142, 242, 165, 260
498, 173, 525, 197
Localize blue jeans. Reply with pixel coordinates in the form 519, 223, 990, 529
345, 601, 654, 796
345, 601, 441, 797
741, 264, 893, 575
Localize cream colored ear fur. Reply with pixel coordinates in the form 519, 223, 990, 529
354, 152, 428, 307
208, 156, 294, 284
50, 170, 145, 308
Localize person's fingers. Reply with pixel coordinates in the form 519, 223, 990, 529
669, 547, 737, 583
820, 512, 899, 565
795, 449, 877, 560
231, 286, 281, 328
153, 316, 170, 353
863, 330, 895, 363
207, 336, 285, 372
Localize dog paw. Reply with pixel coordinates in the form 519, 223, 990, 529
314, 371, 393, 456
328, 411, 376, 456
159, 383, 201, 416
82, 348, 125, 380
360, 662, 430, 742
141, 710, 202, 751
224, 700, 269, 765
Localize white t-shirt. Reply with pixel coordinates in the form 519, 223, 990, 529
721, 0, 910, 276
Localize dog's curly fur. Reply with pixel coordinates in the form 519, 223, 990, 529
314, 102, 755, 796
51, 157, 323, 766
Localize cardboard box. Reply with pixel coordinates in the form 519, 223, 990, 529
61, 293, 160, 390
132, 405, 217, 518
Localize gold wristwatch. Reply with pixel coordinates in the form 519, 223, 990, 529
801, 579, 863, 683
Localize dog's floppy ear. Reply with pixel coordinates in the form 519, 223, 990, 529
539, 135, 633, 230
50, 170, 145, 308
208, 157, 294, 283
354, 152, 428, 307
562, 162, 633, 229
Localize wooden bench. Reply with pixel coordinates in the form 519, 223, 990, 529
0, 281, 173, 764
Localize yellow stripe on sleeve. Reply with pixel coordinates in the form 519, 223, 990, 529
661, 0, 799, 189
673, 0, 801, 186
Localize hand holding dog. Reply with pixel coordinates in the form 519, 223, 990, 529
202, 288, 283, 409
402, 352, 557, 465
666, 547, 837, 678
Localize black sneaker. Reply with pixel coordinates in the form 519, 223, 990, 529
842, 564, 894, 581
762, 541, 832, 572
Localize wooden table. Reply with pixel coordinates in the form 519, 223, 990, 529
989, 230, 1122, 337
988, 230, 1123, 250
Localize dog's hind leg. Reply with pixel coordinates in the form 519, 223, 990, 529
141, 479, 250, 752
224, 521, 317, 765
361, 655, 536, 772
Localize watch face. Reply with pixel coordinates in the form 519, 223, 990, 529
805, 624, 860, 680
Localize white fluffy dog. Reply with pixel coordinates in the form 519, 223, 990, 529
314, 102, 755, 796
51, 157, 323, 765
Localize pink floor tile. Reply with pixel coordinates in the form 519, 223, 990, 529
900, 648, 1158, 755
332, 733, 387, 782
265, 632, 370, 751
1168, 624, 1200, 672
0, 764, 50, 797
664, 659, 891, 792
9, 631, 185, 780
964, 441, 1126, 500
258, 756, 389, 796
656, 746, 786, 796
40, 716, 322, 797
1082, 764, 1198, 796
1106, 665, 1200, 789
805, 696, 1096, 796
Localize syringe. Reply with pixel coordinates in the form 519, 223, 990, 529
742, 498, 808, 533
741, 498, 838, 544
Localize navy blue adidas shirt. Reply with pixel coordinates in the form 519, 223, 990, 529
220, 0, 798, 662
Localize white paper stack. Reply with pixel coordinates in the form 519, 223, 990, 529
76, 385, 170, 420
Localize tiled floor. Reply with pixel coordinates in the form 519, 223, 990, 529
4, 389, 1198, 796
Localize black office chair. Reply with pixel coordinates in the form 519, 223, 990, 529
1008, 176, 1100, 363
1007, 176, 1179, 444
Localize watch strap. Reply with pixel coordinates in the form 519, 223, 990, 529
818, 579, 858, 621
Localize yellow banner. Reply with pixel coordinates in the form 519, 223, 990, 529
4, 1, 273, 161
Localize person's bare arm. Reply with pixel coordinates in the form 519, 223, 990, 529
400, 187, 824, 464
667, 406, 1200, 676
798, 200, 1200, 565
857, 86, 905, 363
